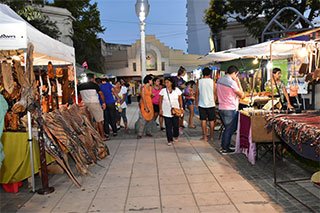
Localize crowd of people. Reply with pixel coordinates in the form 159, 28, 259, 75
77, 65, 247, 154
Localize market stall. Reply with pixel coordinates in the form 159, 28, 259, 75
0, 3, 81, 192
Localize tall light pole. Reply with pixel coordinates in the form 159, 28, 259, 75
135, 0, 150, 80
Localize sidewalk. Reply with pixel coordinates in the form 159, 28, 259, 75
9, 102, 283, 213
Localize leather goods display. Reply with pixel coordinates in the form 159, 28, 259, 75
47, 62, 54, 79
55, 67, 63, 78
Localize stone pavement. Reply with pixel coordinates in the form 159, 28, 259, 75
1, 102, 319, 212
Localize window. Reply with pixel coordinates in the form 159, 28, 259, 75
133, 63, 136, 71
236, 39, 246, 48
161, 62, 165, 71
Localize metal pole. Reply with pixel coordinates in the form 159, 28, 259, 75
74, 65, 78, 104
140, 21, 146, 80
269, 42, 277, 184
27, 111, 35, 192
25, 51, 35, 193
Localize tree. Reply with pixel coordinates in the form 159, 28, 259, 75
204, 0, 320, 41
52, 0, 105, 72
0, 0, 60, 39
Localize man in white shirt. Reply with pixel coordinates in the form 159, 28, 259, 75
78, 73, 107, 140
195, 67, 217, 142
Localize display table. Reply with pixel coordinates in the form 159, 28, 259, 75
0, 132, 54, 184
265, 112, 320, 162
235, 111, 280, 165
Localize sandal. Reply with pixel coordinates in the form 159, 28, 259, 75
188, 125, 196, 129
200, 137, 208, 142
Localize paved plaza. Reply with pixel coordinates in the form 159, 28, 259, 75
1, 102, 319, 213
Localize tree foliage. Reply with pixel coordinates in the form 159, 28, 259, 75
52, 0, 105, 72
0, 0, 60, 39
204, 0, 320, 40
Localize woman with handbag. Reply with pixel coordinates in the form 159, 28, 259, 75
159, 77, 184, 146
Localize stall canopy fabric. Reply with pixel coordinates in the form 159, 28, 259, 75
0, 3, 75, 65
201, 40, 308, 62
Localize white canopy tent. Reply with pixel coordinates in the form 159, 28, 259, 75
201, 40, 310, 62
0, 3, 77, 193
0, 3, 75, 65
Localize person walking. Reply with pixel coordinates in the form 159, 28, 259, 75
195, 67, 217, 142
217, 65, 244, 154
173, 66, 187, 129
113, 80, 128, 131
99, 76, 118, 138
184, 80, 196, 129
78, 73, 107, 140
137, 75, 154, 139
159, 77, 184, 146
152, 77, 164, 131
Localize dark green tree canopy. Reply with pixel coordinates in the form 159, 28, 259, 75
52, 0, 105, 72
204, 0, 320, 39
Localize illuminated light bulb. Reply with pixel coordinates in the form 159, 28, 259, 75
298, 47, 308, 58
253, 58, 258, 65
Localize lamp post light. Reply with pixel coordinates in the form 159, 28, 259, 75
135, 0, 150, 80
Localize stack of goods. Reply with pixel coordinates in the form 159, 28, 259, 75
265, 111, 320, 161
242, 108, 272, 116
1, 44, 37, 131
39, 104, 109, 187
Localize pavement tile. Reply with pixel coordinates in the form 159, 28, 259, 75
125, 196, 160, 212
162, 206, 200, 213
186, 174, 216, 183
159, 175, 188, 185
194, 192, 231, 206
158, 168, 185, 177
215, 173, 246, 182
190, 181, 223, 193
235, 203, 279, 212
183, 167, 212, 175
219, 180, 256, 191
226, 190, 268, 204
131, 176, 159, 187
94, 186, 128, 200
161, 194, 197, 208
160, 183, 192, 195
199, 204, 238, 213
128, 185, 160, 197
88, 197, 125, 212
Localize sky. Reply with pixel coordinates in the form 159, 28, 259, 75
95, 0, 188, 52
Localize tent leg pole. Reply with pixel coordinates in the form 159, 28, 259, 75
27, 111, 35, 193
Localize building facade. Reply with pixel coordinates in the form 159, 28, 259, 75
37, 5, 74, 47
186, 0, 211, 55
101, 35, 211, 79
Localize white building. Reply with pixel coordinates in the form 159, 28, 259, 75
101, 35, 212, 80
186, 0, 211, 55
37, 5, 74, 47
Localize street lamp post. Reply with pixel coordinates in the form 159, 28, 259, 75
135, 0, 150, 80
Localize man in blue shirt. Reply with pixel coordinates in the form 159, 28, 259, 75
100, 76, 117, 138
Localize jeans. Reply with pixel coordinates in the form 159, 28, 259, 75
164, 116, 179, 142
219, 110, 238, 150
104, 103, 117, 135
137, 113, 153, 136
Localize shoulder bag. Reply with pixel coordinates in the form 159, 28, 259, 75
166, 89, 183, 117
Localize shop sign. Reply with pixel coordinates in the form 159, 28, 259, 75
0, 23, 27, 50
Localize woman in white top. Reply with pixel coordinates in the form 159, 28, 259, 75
159, 77, 184, 146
